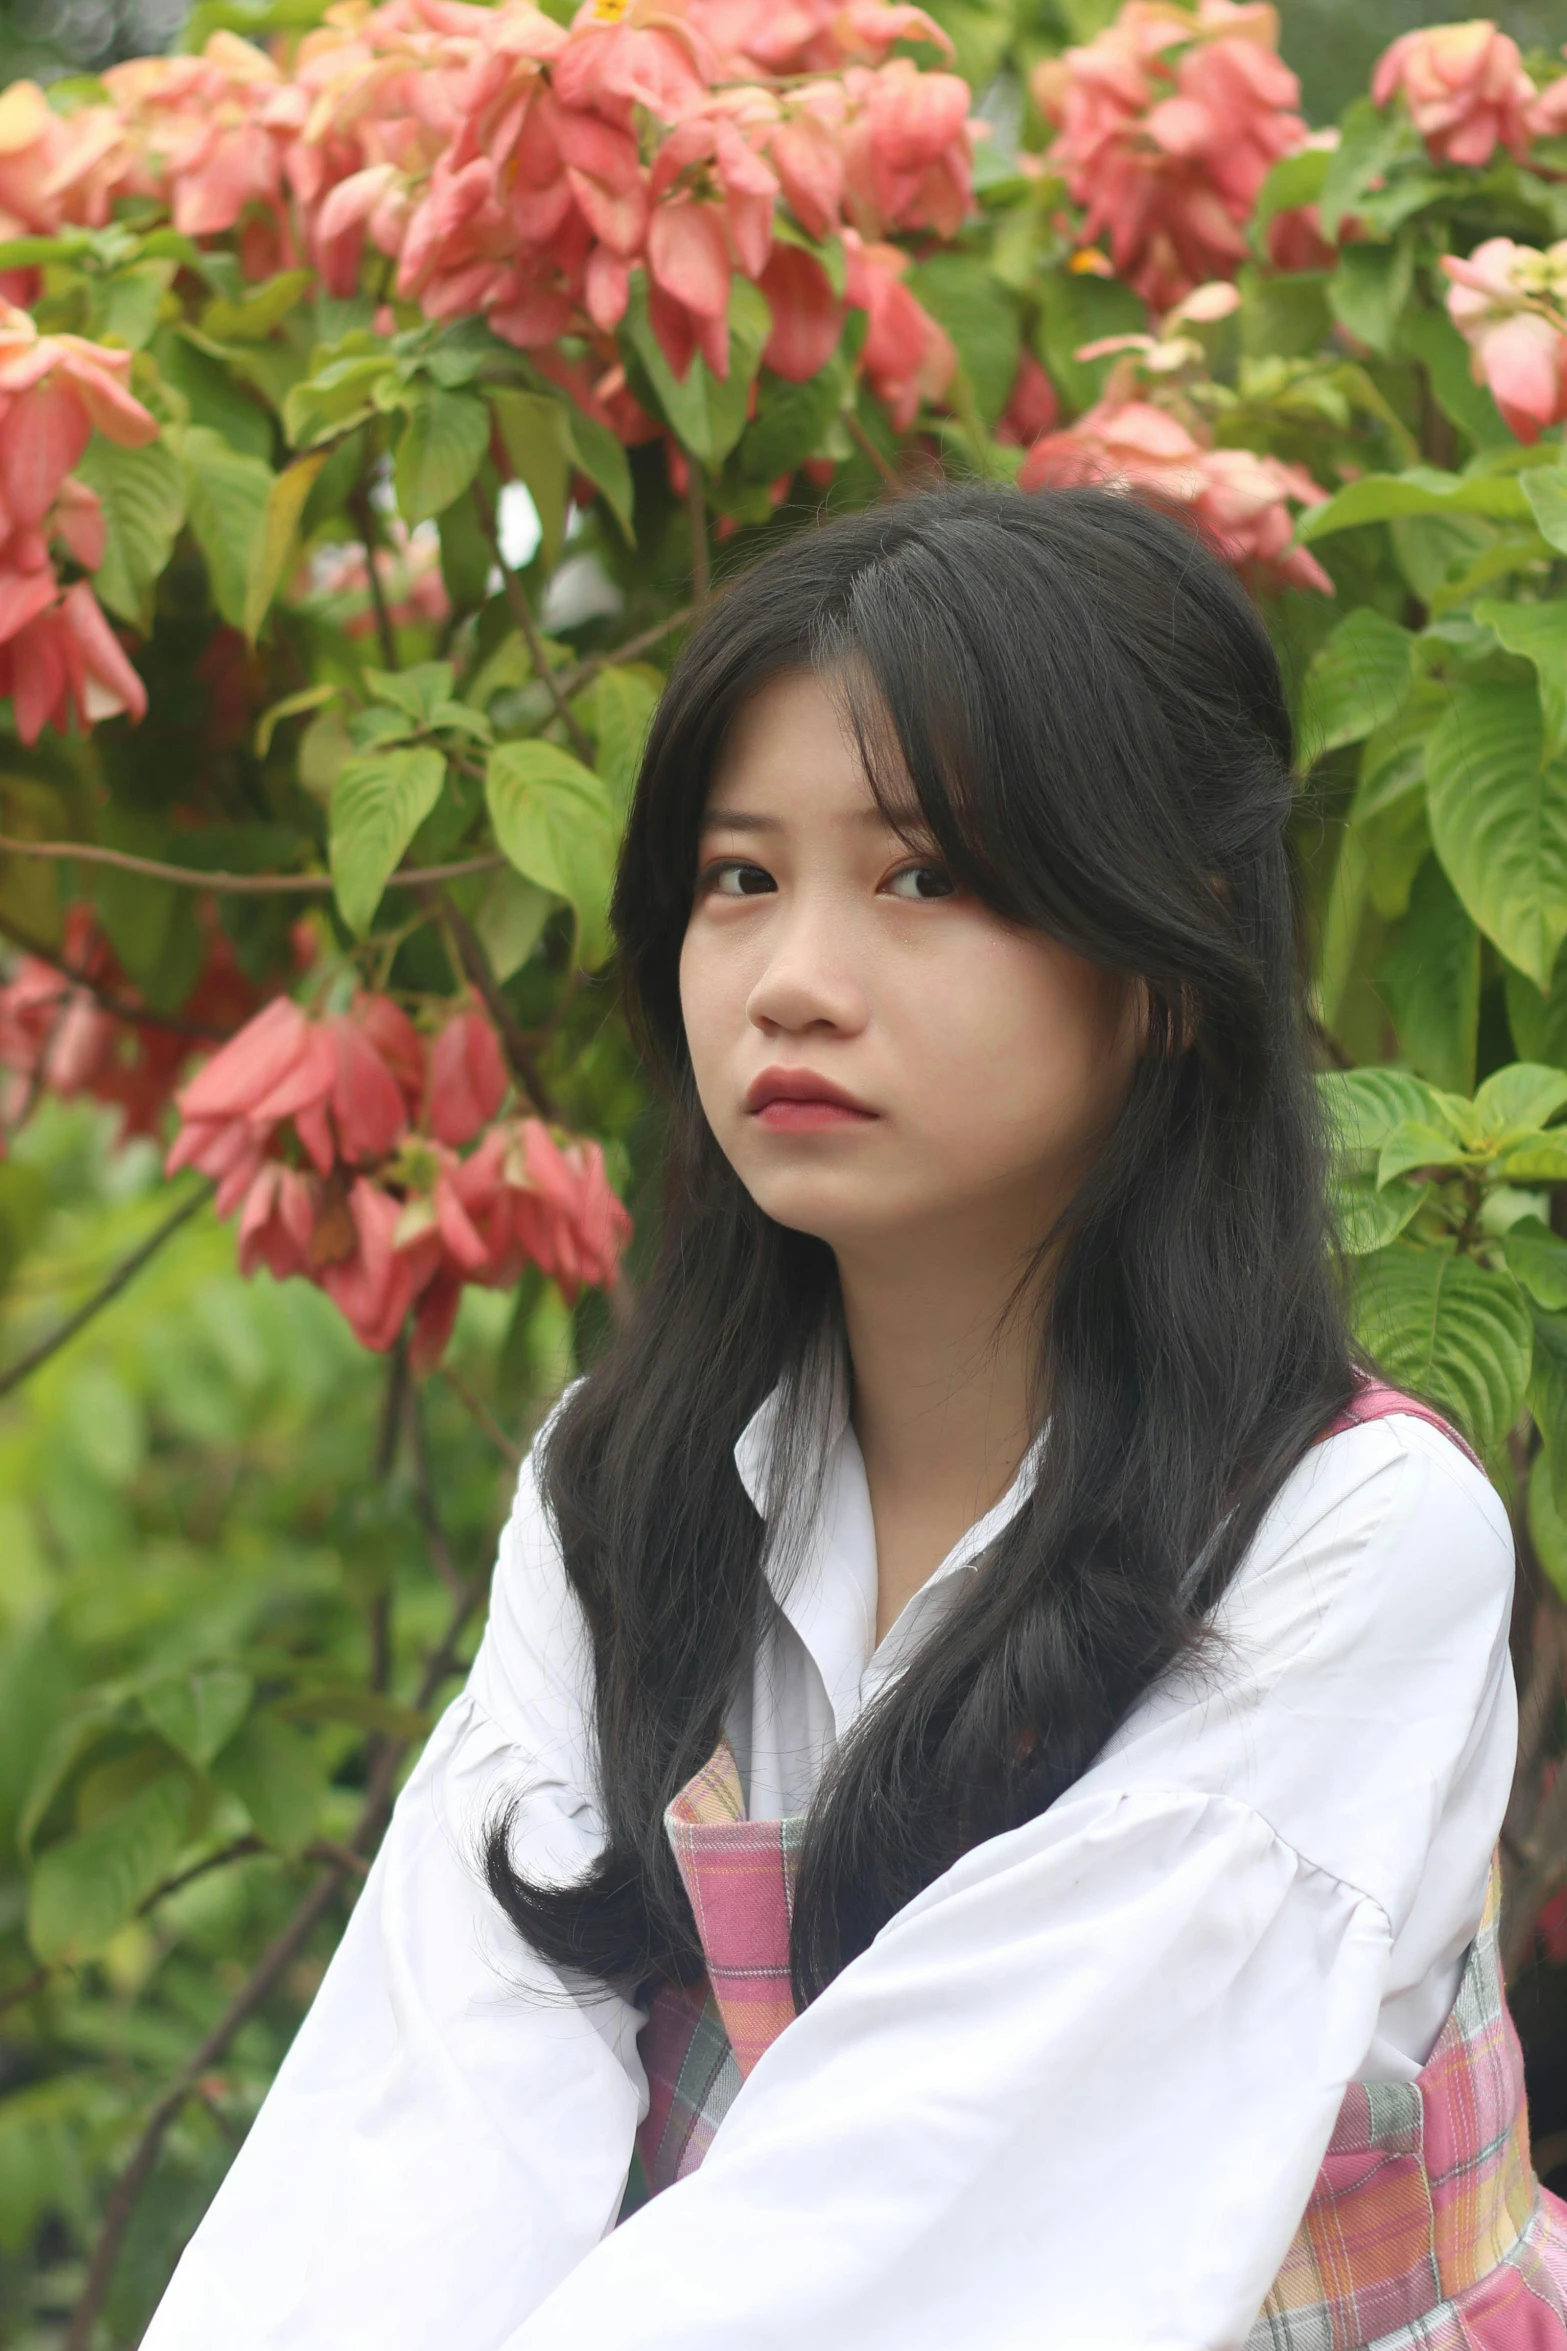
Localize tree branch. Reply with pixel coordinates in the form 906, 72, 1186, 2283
0, 836, 505, 897
845, 408, 902, 491
553, 605, 696, 701
0, 1185, 209, 1405
0, 915, 233, 1041
438, 1362, 521, 1465
348, 484, 401, 675
436, 889, 556, 1119
471, 487, 597, 765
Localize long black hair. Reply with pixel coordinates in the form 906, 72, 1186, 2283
486, 483, 1356, 2007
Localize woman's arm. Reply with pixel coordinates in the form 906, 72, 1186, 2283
502, 1414, 1517, 2351
140, 1439, 644, 2351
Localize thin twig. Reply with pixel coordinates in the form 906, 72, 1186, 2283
0, 836, 505, 897
348, 484, 400, 675
0, 1185, 209, 1405
0, 917, 232, 1041
139, 1837, 262, 1917
553, 605, 696, 700
471, 486, 597, 765
686, 459, 710, 606
439, 1362, 522, 1465
436, 890, 556, 1118
845, 408, 901, 491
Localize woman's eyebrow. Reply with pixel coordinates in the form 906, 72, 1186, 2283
698, 807, 780, 834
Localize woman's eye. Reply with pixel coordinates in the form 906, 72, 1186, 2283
883, 862, 957, 902
706, 860, 777, 898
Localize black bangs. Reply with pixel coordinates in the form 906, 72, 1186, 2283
487, 482, 1354, 2006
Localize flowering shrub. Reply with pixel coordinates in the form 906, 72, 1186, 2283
9, 3, 1567, 2333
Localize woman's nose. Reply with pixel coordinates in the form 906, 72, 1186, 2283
744, 898, 869, 1037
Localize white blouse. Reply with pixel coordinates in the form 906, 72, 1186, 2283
142, 1387, 1517, 2351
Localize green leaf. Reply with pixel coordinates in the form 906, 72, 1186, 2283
1298, 465, 1534, 544
1500, 1135, 1567, 1182
486, 740, 617, 967
1327, 238, 1413, 359
1251, 145, 1329, 254
330, 745, 447, 936
1529, 1446, 1567, 1600
1331, 1167, 1425, 1254
283, 345, 395, 448
202, 266, 313, 344
184, 424, 272, 631
488, 388, 571, 572
1032, 270, 1146, 415
563, 404, 635, 543
1530, 1306, 1567, 1516
1300, 608, 1413, 758
1377, 855, 1477, 1093
906, 253, 1020, 428
573, 663, 660, 815
151, 326, 273, 461
1522, 467, 1567, 556
474, 865, 554, 981
1472, 1062, 1567, 1141
1352, 1243, 1531, 1467
1397, 306, 1511, 450
1503, 1219, 1567, 1310
394, 388, 490, 527
364, 661, 455, 728
27, 1773, 194, 1964
1319, 95, 1407, 240
1318, 1065, 1444, 1167
244, 448, 326, 642
1474, 599, 1567, 758
1425, 681, 1567, 989
255, 681, 339, 759
623, 274, 770, 468
1377, 1120, 1470, 1186
276, 1687, 431, 1740
140, 1666, 253, 1769
211, 1712, 325, 1856
740, 351, 852, 485
72, 435, 185, 630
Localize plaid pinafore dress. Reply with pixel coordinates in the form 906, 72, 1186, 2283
633, 1384, 1567, 2348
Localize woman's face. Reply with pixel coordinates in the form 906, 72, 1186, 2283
678, 669, 1140, 1267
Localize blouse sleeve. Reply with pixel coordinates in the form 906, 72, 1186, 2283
500, 1414, 1517, 2351
140, 1436, 645, 2351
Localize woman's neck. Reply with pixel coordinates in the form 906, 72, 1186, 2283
837, 1231, 1041, 1645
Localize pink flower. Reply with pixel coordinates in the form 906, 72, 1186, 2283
0, 581, 149, 744
759, 242, 843, 381
1032, 0, 1306, 311
321, 1176, 438, 1353
1443, 236, 1567, 444
996, 353, 1060, 448
843, 232, 955, 431
428, 1007, 509, 1147
1371, 20, 1535, 168
237, 1162, 319, 1280
1019, 397, 1333, 596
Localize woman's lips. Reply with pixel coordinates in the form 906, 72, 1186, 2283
745, 1068, 878, 1131
754, 1097, 877, 1132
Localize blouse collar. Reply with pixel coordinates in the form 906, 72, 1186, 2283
731, 1366, 1047, 1730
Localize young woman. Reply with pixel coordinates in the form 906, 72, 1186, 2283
144, 485, 1554, 2351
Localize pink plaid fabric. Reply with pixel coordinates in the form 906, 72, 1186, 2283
634, 1383, 1567, 2350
